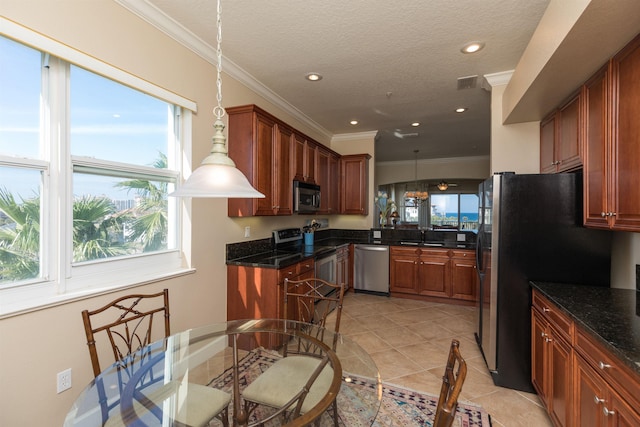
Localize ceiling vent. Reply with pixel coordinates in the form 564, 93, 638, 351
457, 75, 478, 90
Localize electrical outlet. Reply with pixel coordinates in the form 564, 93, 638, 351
57, 368, 72, 393
244, 226, 251, 238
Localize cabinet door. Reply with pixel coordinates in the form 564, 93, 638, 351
417, 255, 449, 298
253, 114, 277, 216
583, 66, 611, 229
328, 154, 340, 214
340, 154, 370, 215
292, 132, 306, 182
316, 148, 330, 214
304, 141, 317, 184
574, 354, 607, 427
540, 113, 557, 173
274, 124, 293, 215
557, 93, 582, 172
549, 332, 572, 427
389, 252, 419, 294
531, 310, 548, 404
450, 251, 477, 301
611, 34, 640, 231
607, 391, 640, 427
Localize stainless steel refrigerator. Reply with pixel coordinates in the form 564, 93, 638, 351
475, 172, 612, 392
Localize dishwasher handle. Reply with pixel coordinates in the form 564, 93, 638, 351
355, 245, 389, 252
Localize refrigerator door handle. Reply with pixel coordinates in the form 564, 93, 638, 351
476, 224, 484, 272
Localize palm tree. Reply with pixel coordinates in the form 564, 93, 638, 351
115, 152, 169, 252
0, 188, 40, 281
72, 195, 131, 262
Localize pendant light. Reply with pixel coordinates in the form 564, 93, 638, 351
437, 181, 449, 191
404, 150, 428, 203
169, 0, 264, 199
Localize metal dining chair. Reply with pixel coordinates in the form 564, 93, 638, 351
433, 339, 468, 427
242, 278, 345, 426
81, 289, 230, 427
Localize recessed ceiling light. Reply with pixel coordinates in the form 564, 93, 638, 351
455, 107, 468, 113
411, 122, 420, 127
350, 120, 358, 125
461, 42, 485, 54
305, 72, 323, 81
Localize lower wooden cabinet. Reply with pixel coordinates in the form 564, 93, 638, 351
531, 307, 572, 427
389, 247, 477, 303
532, 289, 640, 427
336, 245, 350, 292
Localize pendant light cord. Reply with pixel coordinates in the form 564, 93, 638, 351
214, 0, 225, 121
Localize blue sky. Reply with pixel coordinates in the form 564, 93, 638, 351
0, 35, 170, 200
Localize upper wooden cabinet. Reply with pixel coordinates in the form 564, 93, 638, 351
340, 154, 370, 215
227, 104, 292, 217
292, 132, 317, 184
316, 148, 341, 215
584, 33, 640, 231
540, 92, 582, 174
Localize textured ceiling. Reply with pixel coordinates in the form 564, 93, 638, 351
134, 0, 551, 162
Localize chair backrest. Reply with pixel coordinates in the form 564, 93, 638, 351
433, 339, 468, 427
81, 289, 170, 377
283, 278, 345, 353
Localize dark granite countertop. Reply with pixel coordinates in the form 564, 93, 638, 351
225, 228, 476, 269
531, 282, 640, 377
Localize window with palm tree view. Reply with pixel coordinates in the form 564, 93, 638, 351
0, 32, 186, 308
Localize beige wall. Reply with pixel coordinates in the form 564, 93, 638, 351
375, 156, 490, 187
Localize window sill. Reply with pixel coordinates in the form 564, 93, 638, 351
0, 268, 196, 320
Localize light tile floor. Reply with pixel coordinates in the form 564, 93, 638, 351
338, 292, 553, 427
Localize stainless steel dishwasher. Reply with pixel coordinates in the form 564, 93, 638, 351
354, 244, 390, 295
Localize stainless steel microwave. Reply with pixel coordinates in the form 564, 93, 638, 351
293, 181, 320, 213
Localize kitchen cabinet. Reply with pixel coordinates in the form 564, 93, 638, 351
540, 92, 582, 174
292, 132, 317, 184
389, 247, 477, 303
531, 289, 640, 427
328, 153, 340, 214
531, 292, 573, 427
574, 328, 640, 427
228, 259, 315, 334
583, 34, 640, 231
336, 245, 350, 292
340, 154, 370, 215
227, 104, 292, 217
449, 250, 478, 301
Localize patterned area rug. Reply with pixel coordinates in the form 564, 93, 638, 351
209, 349, 492, 427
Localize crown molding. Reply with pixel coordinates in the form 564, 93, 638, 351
331, 131, 378, 143
115, 0, 333, 141
483, 70, 514, 87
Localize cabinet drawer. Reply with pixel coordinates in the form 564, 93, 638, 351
298, 259, 315, 274
576, 329, 640, 408
278, 265, 298, 280
532, 292, 572, 340
450, 249, 474, 258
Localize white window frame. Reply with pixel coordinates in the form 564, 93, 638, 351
0, 18, 196, 317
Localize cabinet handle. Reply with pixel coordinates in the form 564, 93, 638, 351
544, 337, 552, 343
540, 332, 547, 338
610, 212, 616, 217
594, 396, 605, 404
603, 407, 616, 416
542, 307, 550, 313
288, 271, 294, 275
598, 361, 612, 370
601, 212, 607, 217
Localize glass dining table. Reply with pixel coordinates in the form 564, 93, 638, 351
64, 318, 381, 427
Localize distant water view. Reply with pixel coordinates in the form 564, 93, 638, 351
438, 212, 479, 222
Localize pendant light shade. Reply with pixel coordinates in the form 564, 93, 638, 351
169, 0, 264, 199
169, 119, 264, 198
